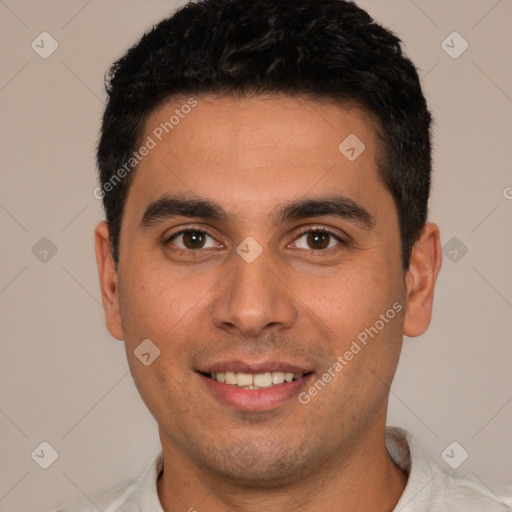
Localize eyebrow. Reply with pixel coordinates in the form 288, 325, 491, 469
275, 196, 374, 229
139, 194, 375, 230
139, 196, 229, 227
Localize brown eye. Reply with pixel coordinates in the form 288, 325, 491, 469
168, 230, 219, 250
183, 231, 206, 249
306, 232, 330, 249
293, 230, 343, 251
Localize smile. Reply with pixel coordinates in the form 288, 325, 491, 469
198, 365, 313, 411
209, 371, 304, 389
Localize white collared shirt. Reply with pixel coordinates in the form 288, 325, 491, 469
53, 427, 512, 511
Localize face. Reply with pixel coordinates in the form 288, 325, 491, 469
96, 94, 440, 486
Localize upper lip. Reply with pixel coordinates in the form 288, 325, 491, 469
198, 360, 312, 375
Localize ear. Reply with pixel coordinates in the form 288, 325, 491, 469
95, 221, 124, 340
403, 222, 442, 338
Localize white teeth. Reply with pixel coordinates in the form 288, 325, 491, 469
236, 372, 254, 387
253, 372, 273, 387
272, 372, 285, 385
210, 371, 305, 389
284, 372, 294, 382
225, 371, 237, 385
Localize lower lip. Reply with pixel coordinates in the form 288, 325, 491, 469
198, 373, 312, 411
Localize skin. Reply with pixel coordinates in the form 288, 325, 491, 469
95, 94, 442, 512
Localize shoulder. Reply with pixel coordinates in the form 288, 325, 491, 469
387, 427, 512, 512
435, 466, 512, 511
49, 451, 164, 512
427, 462, 512, 511
50, 477, 140, 512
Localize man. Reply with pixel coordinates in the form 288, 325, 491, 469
57, 0, 512, 510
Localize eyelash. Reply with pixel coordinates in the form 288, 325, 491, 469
165, 226, 346, 253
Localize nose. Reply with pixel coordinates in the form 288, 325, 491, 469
211, 248, 298, 337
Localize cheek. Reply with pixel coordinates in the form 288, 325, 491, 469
118, 262, 193, 347
302, 262, 406, 387
302, 263, 396, 331
118, 264, 200, 415
126, 345, 195, 438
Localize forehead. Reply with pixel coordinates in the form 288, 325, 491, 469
127, 94, 387, 215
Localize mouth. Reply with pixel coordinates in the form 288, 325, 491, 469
197, 363, 314, 411
204, 371, 306, 389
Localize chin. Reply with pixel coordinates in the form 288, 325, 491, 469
199, 438, 316, 488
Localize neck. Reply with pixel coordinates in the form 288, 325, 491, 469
157, 424, 408, 512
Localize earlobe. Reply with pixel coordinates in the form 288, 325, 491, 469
403, 222, 442, 338
95, 221, 124, 341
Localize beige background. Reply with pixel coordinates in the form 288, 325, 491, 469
0, 1, 511, 510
